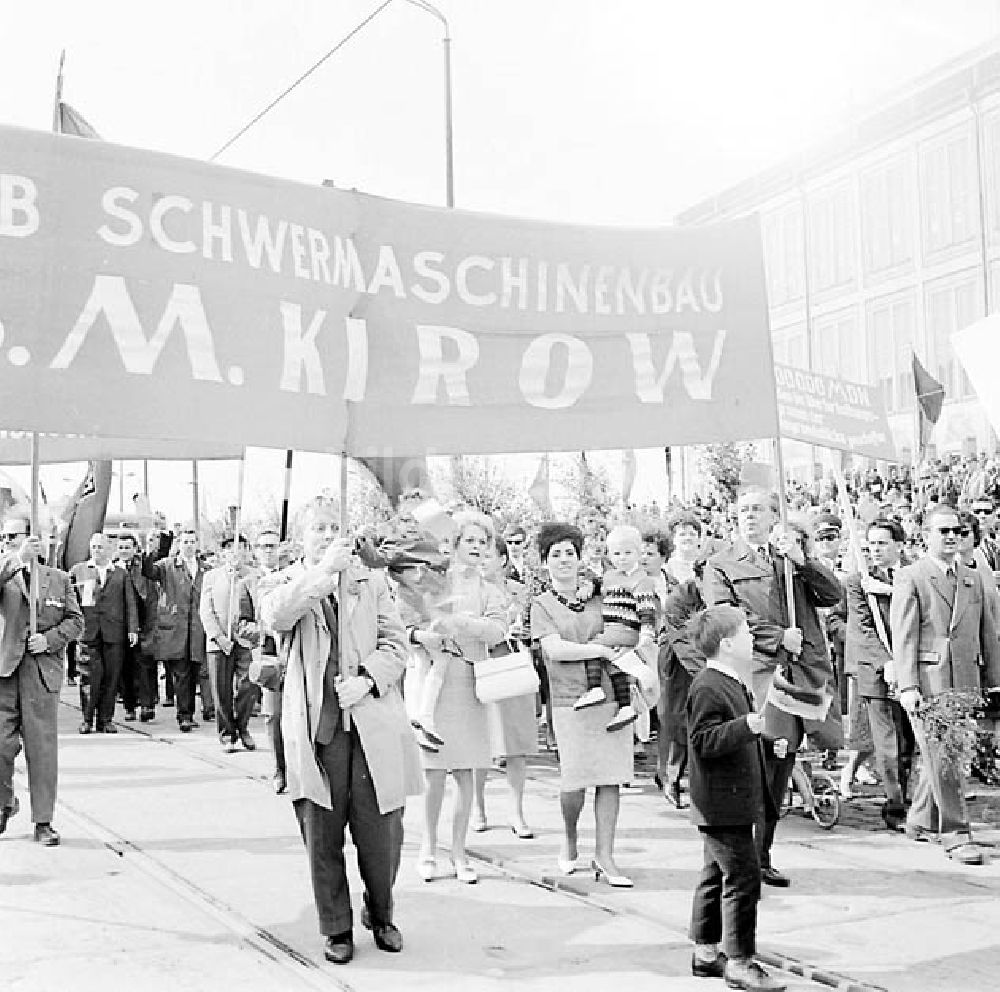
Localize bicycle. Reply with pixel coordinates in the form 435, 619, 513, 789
780, 751, 841, 829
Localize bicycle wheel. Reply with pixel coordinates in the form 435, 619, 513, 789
810, 774, 841, 829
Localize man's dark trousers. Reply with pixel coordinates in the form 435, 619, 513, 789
79, 636, 124, 728
209, 645, 259, 741
293, 724, 403, 936
690, 825, 761, 958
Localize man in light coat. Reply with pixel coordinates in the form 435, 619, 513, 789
891, 504, 1000, 865
200, 533, 259, 751
261, 497, 422, 966
0, 514, 83, 846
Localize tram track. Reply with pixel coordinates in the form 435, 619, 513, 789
47, 693, 887, 992
15, 695, 354, 992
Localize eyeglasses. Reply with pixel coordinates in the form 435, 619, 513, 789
935, 526, 970, 536
972, 507, 992, 515
257, 543, 279, 551
506, 537, 525, 545
815, 533, 840, 542
1, 531, 26, 541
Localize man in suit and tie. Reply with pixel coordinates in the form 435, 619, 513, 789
704, 488, 843, 888
891, 503, 1000, 865
687, 604, 785, 992
71, 532, 139, 734
0, 513, 83, 846
844, 518, 914, 830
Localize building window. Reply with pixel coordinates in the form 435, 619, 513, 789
860, 156, 913, 274
982, 109, 1000, 243
920, 126, 978, 255
925, 275, 981, 399
867, 294, 915, 413
807, 184, 855, 291
761, 204, 805, 306
772, 324, 807, 369
811, 309, 862, 381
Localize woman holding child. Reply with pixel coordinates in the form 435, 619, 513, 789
409, 511, 507, 884
530, 521, 635, 887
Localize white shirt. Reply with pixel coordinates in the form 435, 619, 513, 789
87, 558, 111, 586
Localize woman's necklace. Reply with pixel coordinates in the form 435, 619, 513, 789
551, 586, 584, 613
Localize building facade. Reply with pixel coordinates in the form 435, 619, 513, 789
676, 43, 1000, 483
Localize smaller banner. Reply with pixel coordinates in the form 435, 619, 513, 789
774, 364, 896, 460
0, 431, 243, 465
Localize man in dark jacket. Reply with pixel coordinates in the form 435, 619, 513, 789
703, 489, 843, 888
143, 528, 209, 732
844, 518, 914, 830
70, 532, 139, 733
687, 604, 784, 992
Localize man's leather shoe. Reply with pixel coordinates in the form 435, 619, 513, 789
362, 907, 403, 952
179, 719, 196, 733
0, 795, 19, 835
947, 842, 986, 865
692, 950, 727, 978
124, 709, 136, 721
723, 958, 786, 991
140, 708, 155, 722
323, 932, 354, 965
665, 781, 687, 810
202, 708, 215, 722
905, 825, 938, 844
239, 731, 256, 751
273, 773, 287, 795
163, 697, 174, 707
78, 722, 92, 735
102, 722, 118, 734
34, 823, 60, 846
760, 866, 791, 888
881, 806, 905, 832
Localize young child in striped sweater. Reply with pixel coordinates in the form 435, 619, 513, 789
575, 525, 658, 732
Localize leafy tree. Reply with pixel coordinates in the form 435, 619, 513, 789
698, 441, 757, 505
557, 453, 619, 519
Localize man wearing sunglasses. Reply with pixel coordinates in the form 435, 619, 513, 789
890, 504, 1000, 864
0, 514, 83, 846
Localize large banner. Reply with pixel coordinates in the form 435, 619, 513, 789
0, 126, 777, 456
0, 430, 243, 465
774, 363, 896, 460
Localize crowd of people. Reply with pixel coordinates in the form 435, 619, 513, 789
2, 455, 1000, 991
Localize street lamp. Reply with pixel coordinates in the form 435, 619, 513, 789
404, 0, 454, 208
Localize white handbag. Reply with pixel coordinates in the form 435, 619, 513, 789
473, 640, 540, 704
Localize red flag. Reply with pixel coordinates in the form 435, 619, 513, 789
355, 455, 432, 508
528, 454, 553, 515
912, 353, 945, 425
57, 102, 101, 138
622, 449, 637, 505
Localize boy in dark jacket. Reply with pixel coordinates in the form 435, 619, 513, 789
687, 605, 785, 992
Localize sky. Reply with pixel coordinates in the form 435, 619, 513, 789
2, 0, 999, 522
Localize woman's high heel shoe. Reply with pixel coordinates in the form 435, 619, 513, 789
592, 858, 633, 888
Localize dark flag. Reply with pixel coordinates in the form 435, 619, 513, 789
354, 455, 432, 508
912, 353, 945, 455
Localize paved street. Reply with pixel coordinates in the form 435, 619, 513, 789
2, 687, 999, 992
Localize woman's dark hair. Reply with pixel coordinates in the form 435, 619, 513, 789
537, 522, 584, 562
666, 511, 704, 537
959, 509, 982, 547
494, 533, 509, 562
867, 517, 905, 544
641, 528, 671, 559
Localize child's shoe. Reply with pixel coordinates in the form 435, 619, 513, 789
606, 704, 638, 732
573, 687, 606, 710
